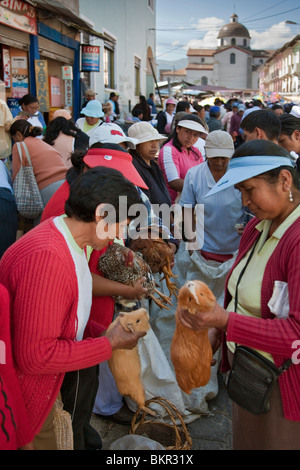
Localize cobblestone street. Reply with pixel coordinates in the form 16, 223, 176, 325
90, 372, 232, 451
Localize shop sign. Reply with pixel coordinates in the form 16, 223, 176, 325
65, 79, 73, 107
35, 59, 49, 112
7, 96, 19, 112
11, 51, 28, 98
2, 47, 10, 87
0, 0, 37, 35
62, 65, 73, 81
49, 76, 62, 107
81, 45, 100, 72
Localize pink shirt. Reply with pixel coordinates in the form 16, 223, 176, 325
158, 140, 204, 203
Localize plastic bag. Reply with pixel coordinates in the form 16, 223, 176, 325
109, 434, 165, 450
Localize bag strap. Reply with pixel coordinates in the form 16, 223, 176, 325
16, 141, 33, 167
234, 233, 293, 374
234, 233, 260, 311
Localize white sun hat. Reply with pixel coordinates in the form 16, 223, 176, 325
177, 119, 208, 134
89, 123, 138, 149
128, 121, 167, 144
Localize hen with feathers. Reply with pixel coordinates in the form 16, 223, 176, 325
129, 225, 178, 299
98, 242, 172, 309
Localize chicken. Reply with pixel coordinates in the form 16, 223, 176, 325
129, 226, 178, 299
170, 280, 216, 394
97, 242, 173, 310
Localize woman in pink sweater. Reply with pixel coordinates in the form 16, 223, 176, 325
0, 167, 144, 450
10, 119, 67, 223
158, 114, 206, 204
177, 140, 300, 450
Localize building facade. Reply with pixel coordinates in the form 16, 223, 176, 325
259, 34, 300, 100
78, 0, 156, 118
161, 14, 271, 92
0, 0, 156, 121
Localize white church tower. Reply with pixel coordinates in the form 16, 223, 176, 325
217, 14, 251, 50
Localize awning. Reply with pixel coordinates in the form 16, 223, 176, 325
32, 0, 109, 41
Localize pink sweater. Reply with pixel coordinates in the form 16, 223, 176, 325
158, 140, 204, 203
0, 219, 113, 434
222, 216, 300, 421
12, 137, 67, 190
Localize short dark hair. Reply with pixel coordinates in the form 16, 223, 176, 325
279, 114, 300, 137
176, 101, 190, 113
241, 109, 281, 141
233, 139, 299, 188
132, 108, 143, 118
271, 104, 284, 111
19, 94, 39, 106
65, 167, 142, 223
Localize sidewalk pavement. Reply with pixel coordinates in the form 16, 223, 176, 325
90, 372, 232, 450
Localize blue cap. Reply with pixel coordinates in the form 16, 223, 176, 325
81, 100, 104, 118
205, 156, 294, 198
210, 105, 220, 114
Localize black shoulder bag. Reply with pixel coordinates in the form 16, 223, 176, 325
226, 235, 293, 415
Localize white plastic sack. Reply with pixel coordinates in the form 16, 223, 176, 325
124, 327, 200, 423
110, 434, 165, 450
143, 241, 236, 415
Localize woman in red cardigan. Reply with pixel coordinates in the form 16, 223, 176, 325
177, 140, 300, 450
0, 167, 145, 450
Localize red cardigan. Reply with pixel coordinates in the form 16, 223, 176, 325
222, 216, 300, 421
0, 284, 34, 449
0, 220, 113, 434
41, 179, 115, 338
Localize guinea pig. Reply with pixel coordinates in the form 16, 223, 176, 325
107, 308, 155, 416
170, 280, 216, 394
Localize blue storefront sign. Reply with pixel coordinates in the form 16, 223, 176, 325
81, 45, 100, 72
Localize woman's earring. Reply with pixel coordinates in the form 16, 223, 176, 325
289, 189, 294, 202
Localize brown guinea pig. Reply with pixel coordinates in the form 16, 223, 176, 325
170, 280, 216, 394
107, 308, 155, 416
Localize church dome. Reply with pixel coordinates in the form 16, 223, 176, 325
217, 14, 251, 39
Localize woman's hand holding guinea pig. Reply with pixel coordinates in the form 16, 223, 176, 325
106, 320, 146, 351
177, 302, 229, 333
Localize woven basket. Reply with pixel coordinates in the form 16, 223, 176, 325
53, 399, 74, 450
130, 397, 192, 450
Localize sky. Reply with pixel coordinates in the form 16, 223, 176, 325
155, 0, 300, 63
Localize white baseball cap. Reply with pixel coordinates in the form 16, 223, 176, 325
177, 119, 208, 134
89, 123, 138, 149
128, 121, 167, 144
205, 130, 234, 158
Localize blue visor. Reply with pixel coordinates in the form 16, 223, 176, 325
205, 156, 294, 198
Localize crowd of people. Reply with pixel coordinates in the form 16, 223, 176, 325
0, 90, 300, 451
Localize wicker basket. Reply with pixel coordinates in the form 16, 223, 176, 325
130, 397, 192, 450
53, 399, 74, 450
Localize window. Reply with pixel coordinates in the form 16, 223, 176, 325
134, 56, 141, 97
201, 58, 205, 63
104, 36, 115, 89
230, 53, 236, 64
201, 76, 208, 85
231, 38, 236, 45
243, 39, 247, 47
